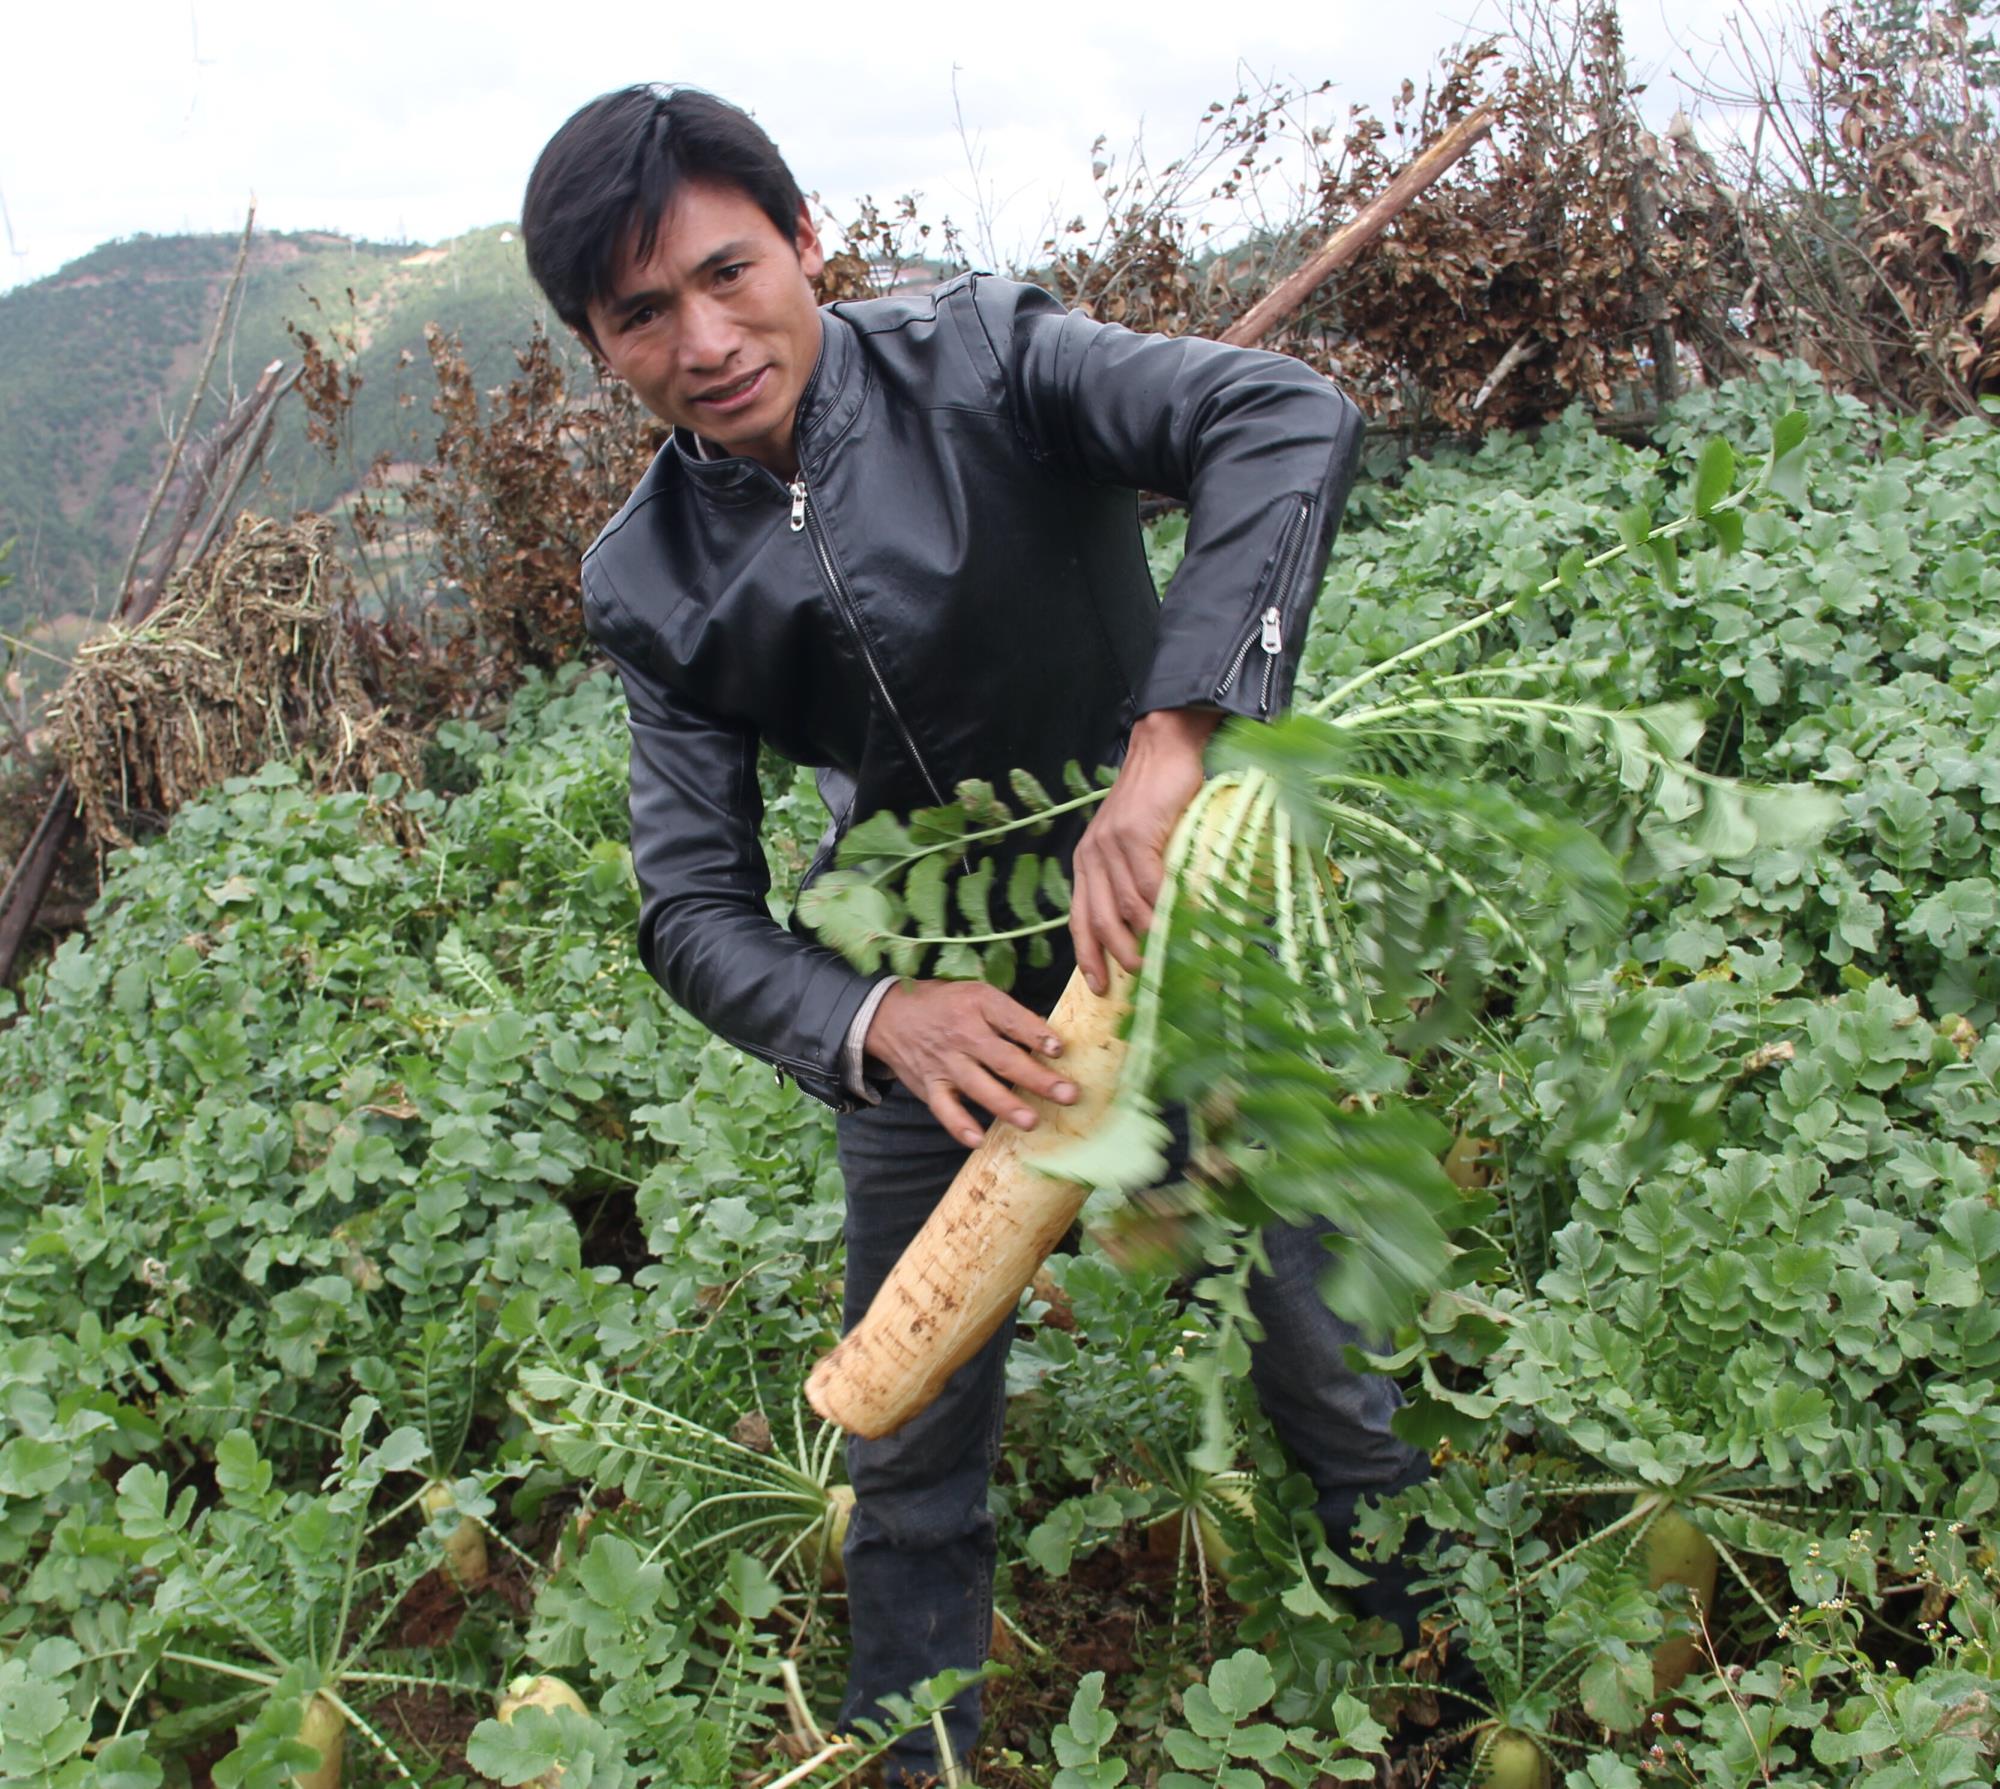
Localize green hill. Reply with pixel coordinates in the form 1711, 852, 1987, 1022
0, 223, 570, 639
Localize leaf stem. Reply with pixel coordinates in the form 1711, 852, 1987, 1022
1316, 797, 1547, 973
887, 913, 1071, 949
1307, 486, 1755, 719
762, 1738, 863, 1789
855, 787, 1110, 880
159, 1650, 279, 1689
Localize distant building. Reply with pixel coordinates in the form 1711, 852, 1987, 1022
866, 259, 946, 297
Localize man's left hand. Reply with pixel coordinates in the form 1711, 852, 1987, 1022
1071, 707, 1220, 995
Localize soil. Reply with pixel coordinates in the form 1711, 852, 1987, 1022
368, 1686, 482, 1783
976, 1534, 1206, 1787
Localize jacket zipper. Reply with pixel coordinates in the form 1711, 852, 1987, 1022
760, 1043, 842, 1093
1215, 496, 1313, 714
789, 472, 948, 806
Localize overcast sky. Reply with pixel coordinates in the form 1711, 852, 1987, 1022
2, 0, 1794, 294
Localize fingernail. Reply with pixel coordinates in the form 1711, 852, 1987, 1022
1042, 1036, 1062, 1056
1015, 1111, 1036, 1130
1053, 1082, 1077, 1102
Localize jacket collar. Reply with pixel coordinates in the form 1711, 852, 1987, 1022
796, 305, 866, 461
666, 307, 864, 495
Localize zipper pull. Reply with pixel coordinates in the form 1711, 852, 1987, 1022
1260, 605, 1283, 655
788, 477, 807, 532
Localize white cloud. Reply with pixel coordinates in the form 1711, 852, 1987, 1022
1, 0, 1791, 292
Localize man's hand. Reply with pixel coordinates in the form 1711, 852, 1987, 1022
865, 979, 1078, 1148
1071, 707, 1220, 995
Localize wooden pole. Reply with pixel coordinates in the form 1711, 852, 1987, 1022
186, 362, 304, 569
1626, 146, 1680, 408
1219, 106, 1497, 352
1473, 332, 1541, 412
134, 359, 295, 620
0, 789, 76, 987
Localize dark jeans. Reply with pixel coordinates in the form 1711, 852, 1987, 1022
831, 1084, 1432, 1784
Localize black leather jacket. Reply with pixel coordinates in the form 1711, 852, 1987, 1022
580, 272, 1365, 1110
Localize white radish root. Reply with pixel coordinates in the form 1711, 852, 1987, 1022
292, 1693, 345, 1789
806, 966, 1130, 1439
421, 1480, 490, 1591
497, 1677, 590, 1789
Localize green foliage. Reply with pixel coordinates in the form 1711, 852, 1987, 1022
0, 368, 1995, 1786
0, 660, 855, 1782
469, 1701, 631, 1788
1049, 1655, 1388, 1787
102, 1402, 491, 1784
797, 763, 1105, 987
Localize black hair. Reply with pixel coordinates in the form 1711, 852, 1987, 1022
522, 85, 804, 342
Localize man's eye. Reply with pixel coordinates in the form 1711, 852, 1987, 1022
716, 263, 749, 286
622, 305, 656, 332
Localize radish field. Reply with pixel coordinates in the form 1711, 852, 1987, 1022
1, 364, 1995, 1788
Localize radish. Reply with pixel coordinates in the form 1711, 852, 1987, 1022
806, 965, 1132, 1438
292, 1693, 345, 1789
498, 1675, 589, 1722
1193, 1473, 1255, 1577
421, 1480, 489, 1591
1640, 1497, 1719, 1695
805, 765, 1386, 1440
802, 1483, 857, 1588
1477, 1728, 1550, 1789
1144, 1470, 1257, 1583
1443, 1131, 1494, 1189
807, 775, 1264, 1441
496, 1677, 590, 1789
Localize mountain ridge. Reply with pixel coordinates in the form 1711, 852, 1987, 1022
0, 222, 566, 648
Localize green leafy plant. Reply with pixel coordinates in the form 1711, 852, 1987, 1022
3, 370, 1994, 1788
801, 416, 1834, 1339
105, 1402, 486, 1785
1049, 1652, 1388, 1788
514, 1364, 855, 1598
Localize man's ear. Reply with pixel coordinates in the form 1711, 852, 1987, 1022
793, 200, 826, 282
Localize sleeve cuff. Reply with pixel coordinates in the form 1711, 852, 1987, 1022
840, 976, 901, 1104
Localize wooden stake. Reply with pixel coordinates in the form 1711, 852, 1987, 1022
0, 787, 76, 988
1219, 106, 1497, 351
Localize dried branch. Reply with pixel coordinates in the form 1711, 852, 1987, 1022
1473, 333, 1542, 411
2, 220, 320, 988
129, 357, 297, 626
187, 362, 307, 568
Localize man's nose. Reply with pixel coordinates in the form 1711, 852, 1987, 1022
680, 295, 739, 371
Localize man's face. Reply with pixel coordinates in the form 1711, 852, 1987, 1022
584, 179, 826, 475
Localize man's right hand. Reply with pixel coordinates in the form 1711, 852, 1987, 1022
864, 980, 1078, 1148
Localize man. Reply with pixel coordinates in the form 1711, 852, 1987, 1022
523, 84, 1433, 1783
